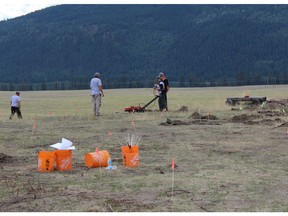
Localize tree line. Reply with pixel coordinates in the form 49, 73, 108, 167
0, 74, 287, 91
1, 5, 288, 89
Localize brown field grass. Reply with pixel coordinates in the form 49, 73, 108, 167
1, 85, 288, 212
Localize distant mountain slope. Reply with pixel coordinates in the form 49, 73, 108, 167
0, 4, 288, 89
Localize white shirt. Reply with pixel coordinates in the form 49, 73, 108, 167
158, 81, 165, 95
90, 77, 102, 96
11, 95, 21, 107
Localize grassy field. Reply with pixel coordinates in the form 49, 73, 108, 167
1, 85, 288, 212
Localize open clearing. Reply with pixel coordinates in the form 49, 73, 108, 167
1, 85, 288, 212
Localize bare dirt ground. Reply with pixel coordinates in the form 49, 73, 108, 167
1, 93, 288, 212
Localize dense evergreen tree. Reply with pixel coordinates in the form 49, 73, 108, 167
0, 4, 288, 90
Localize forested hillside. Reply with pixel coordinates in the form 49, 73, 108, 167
0, 4, 288, 90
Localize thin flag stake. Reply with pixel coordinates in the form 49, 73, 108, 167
171, 158, 175, 211
114, 132, 124, 148
33, 119, 37, 129
171, 158, 175, 193
131, 120, 140, 138
31, 117, 37, 140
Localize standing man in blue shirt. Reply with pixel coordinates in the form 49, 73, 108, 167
9, 91, 22, 119
90, 72, 104, 117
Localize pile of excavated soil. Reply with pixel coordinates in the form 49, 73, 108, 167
230, 114, 262, 123
264, 99, 288, 110
229, 98, 288, 111
189, 112, 218, 120
0, 153, 12, 163
160, 118, 190, 126
163, 99, 288, 127
243, 118, 283, 126
161, 111, 221, 126
175, 106, 189, 112
230, 113, 284, 126
276, 122, 288, 128
257, 110, 286, 117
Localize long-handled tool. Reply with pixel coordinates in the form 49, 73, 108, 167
124, 95, 159, 113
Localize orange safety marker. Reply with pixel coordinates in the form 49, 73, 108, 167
171, 158, 175, 202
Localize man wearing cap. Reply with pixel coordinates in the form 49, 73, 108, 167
154, 76, 166, 111
90, 72, 104, 116
9, 91, 22, 119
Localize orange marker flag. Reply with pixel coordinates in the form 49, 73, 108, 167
131, 120, 135, 126
107, 132, 113, 136
171, 159, 175, 170
33, 120, 37, 129
171, 158, 175, 198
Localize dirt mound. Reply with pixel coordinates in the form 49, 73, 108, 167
0, 153, 12, 163
161, 112, 220, 126
257, 110, 286, 117
230, 113, 283, 125
245, 119, 279, 126
230, 114, 261, 123
228, 98, 288, 111
189, 112, 218, 120
258, 119, 280, 126
276, 122, 288, 128
161, 117, 221, 126
189, 112, 202, 119
263, 99, 288, 110
176, 106, 189, 112
161, 118, 190, 126
228, 98, 288, 125
204, 114, 218, 120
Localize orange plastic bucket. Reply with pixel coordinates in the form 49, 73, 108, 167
55, 150, 72, 171
85, 150, 110, 168
121, 146, 139, 167
38, 151, 55, 172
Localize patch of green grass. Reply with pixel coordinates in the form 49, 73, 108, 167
1, 86, 288, 211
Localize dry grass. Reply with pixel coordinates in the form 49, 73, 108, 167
1, 85, 288, 212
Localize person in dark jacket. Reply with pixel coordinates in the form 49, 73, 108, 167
154, 76, 166, 111
159, 72, 169, 111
